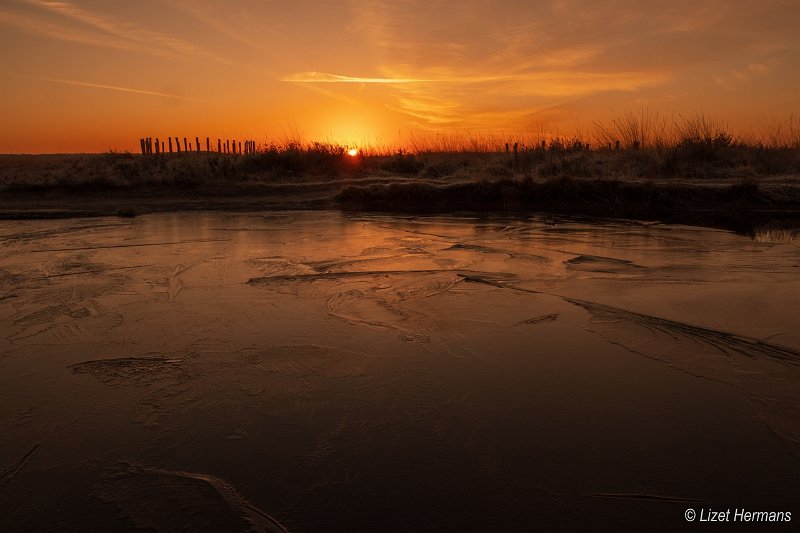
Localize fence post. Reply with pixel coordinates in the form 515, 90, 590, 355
217, 139, 221, 153
155, 138, 160, 154
168, 137, 173, 153
615, 140, 620, 151
139, 138, 145, 155
162, 140, 165, 153
206, 137, 210, 152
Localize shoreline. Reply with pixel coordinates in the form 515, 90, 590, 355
1, 152, 799, 233
1, 178, 799, 235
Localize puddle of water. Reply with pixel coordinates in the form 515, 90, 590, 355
1, 211, 798, 531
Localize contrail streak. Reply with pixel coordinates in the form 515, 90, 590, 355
282, 71, 431, 84
18, 74, 201, 101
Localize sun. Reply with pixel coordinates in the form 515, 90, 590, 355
347, 148, 358, 157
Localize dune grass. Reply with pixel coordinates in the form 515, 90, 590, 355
0, 112, 798, 230
3, 112, 799, 192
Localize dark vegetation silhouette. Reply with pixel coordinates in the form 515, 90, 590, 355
1, 112, 798, 231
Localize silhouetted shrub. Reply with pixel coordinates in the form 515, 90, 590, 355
381, 153, 424, 174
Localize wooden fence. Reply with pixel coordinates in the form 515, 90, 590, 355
138, 137, 257, 155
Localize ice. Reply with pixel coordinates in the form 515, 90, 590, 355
1, 211, 798, 531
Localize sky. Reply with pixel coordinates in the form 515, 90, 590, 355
1, 0, 799, 153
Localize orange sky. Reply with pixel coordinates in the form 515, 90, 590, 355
1, 0, 799, 153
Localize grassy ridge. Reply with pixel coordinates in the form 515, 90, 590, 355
1, 140, 799, 192
1, 113, 799, 232
1, 111, 799, 190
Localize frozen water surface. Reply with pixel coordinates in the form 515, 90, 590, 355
1, 211, 798, 531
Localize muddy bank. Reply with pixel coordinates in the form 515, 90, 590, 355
1, 176, 799, 235
335, 176, 800, 233
2, 152, 800, 232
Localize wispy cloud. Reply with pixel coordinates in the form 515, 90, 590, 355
284, 67, 665, 126
714, 57, 783, 90
16, 73, 201, 101
334, 1, 672, 128
282, 69, 657, 88
169, 0, 276, 56
293, 82, 365, 107
282, 72, 431, 84
0, 7, 138, 51
3, 0, 224, 62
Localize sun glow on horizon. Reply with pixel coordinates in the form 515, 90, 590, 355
0, 1, 797, 153
347, 148, 358, 157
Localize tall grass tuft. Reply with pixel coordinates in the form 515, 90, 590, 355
593, 108, 669, 149
760, 115, 800, 148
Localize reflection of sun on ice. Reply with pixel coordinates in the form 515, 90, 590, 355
347, 148, 358, 157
